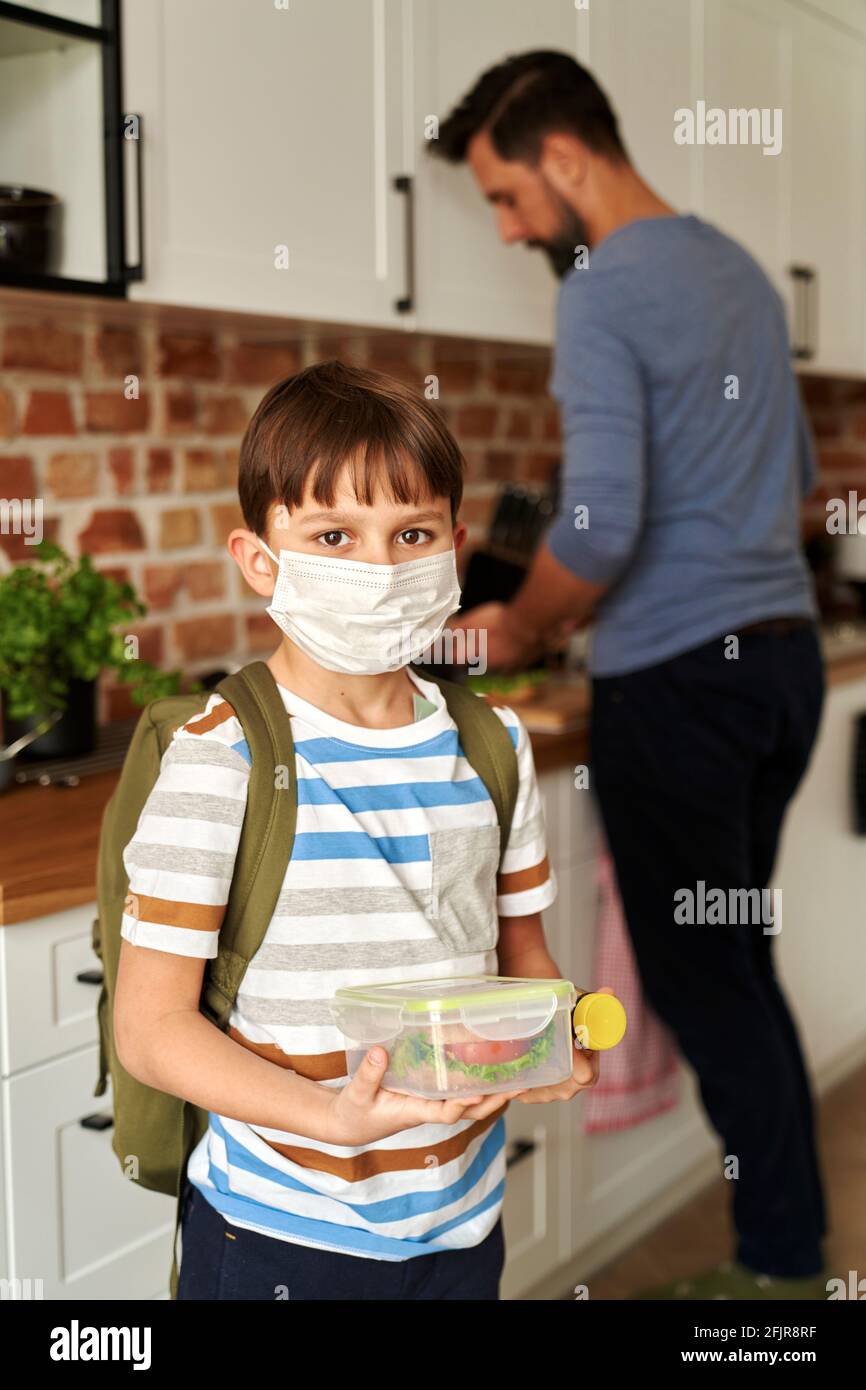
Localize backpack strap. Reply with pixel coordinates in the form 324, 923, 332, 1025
171, 660, 296, 1299
413, 667, 520, 862
200, 661, 298, 1027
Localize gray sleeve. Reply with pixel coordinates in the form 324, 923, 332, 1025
796, 391, 819, 497
545, 290, 647, 585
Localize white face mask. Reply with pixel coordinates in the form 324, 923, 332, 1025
258, 540, 462, 675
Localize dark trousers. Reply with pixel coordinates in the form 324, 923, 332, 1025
176, 1180, 505, 1300
591, 624, 828, 1277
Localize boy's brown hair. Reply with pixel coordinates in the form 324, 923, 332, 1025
238, 359, 465, 536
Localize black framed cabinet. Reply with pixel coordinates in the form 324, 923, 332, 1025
0, 0, 142, 295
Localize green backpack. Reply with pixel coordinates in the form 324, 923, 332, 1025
90, 660, 519, 1298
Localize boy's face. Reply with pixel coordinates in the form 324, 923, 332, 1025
232, 460, 466, 598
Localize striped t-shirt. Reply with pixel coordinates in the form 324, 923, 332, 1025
120, 666, 557, 1260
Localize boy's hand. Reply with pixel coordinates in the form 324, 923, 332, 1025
510, 1039, 600, 1104
510, 982, 614, 1105
326, 1048, 528, 1145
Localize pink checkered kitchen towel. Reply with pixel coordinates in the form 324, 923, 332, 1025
582, 846, 682, 1134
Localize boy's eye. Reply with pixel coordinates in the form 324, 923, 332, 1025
317, 530, 351, 548
397, 529, 431, 546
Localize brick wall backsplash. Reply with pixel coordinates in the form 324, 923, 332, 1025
0, 291, 865, 722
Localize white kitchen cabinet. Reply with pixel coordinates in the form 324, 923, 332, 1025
0, 902, 104, 1076
503, 770, 715, 1295
700, 0, 866, 375
502, 772, 585, 1294
0, 1098, 7, 1287
120, 0, 866, 368
123, 0, 577, 340
501, 1101, 567, 1297
5, 1045, 174, 1300
774, 675, 866, 1071
700, 0, 791, 300
501, 845, 581, 1295
409, 0, 579, 345
123, 0, 408, 326
537, 774, 600, 993
543, 847, 714, 1260
0, 903, 174, 1300
786, 0, 866, 375
577, 0, 700, 217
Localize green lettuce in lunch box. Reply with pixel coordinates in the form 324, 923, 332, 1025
389, 1016, 557, 1085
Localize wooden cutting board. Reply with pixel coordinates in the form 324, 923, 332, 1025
480, 678, 590, 732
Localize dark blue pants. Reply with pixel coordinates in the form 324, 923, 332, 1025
591, 624, 828, 1278
176, 1181, 506, 1300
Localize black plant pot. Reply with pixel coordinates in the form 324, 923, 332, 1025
4, 679, 98, 760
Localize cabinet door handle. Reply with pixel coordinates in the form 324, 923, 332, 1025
789, 264, 817, 361
393, 174, 415, 313
76, 968, 104, 986
80, 1111, 114, 1132
505, 1137, 537, 1169
123, 111, 145, 283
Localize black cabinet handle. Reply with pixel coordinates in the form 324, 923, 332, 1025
393, 174, 415, 313
80, 1112, 114, 1131
789, 264, 817, 361
76, 968, 104, 986
505, 1138, 537, 1169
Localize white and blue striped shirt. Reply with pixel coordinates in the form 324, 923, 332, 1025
121, 667, 556, 1259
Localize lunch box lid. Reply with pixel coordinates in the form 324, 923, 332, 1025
330, 974, 576, 1043
333, 974, 574, 1012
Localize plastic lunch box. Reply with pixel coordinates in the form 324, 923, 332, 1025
329, 975, 625, 1100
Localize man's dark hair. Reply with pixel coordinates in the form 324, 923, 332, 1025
430, 50, 628, 166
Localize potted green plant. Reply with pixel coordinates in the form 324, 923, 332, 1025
0, 539, 189, 760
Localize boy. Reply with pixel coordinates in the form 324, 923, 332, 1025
114, 360, 600, 1301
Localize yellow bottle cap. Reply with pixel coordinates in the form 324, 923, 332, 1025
572, 992, 627, 1050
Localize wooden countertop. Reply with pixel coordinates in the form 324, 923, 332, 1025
1, 648, 864, 927
0, 769, 119, 926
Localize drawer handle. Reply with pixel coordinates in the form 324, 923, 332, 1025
505, 1138, 536, 1169
789, 264, 817, 360
80, 1111, 114, 1132
76, 968, 104, 986
393, 174, 415, 313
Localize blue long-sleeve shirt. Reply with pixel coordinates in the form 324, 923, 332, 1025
545, 212, 819, 677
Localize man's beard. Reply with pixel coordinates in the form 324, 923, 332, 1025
527, 192, 591, 280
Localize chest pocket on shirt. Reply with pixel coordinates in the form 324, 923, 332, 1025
426, 823, 501, 954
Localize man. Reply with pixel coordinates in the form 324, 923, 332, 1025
432, 50, 828, 1300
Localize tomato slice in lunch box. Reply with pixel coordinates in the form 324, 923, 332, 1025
445, 1038, 530, 1067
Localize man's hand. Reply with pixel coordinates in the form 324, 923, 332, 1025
448, 544, 607, 674
448, 602, 539, 673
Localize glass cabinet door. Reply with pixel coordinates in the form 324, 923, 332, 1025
0, 0, 138, 293
10, 1, 101, 23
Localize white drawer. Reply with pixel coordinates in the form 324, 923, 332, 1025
538, 767, 601, 871
0, 904, 103, 1076
501, 1101, 569, 1297
4, 1045, 174, 1299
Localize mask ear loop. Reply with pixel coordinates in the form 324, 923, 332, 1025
257, 538, 280, 566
